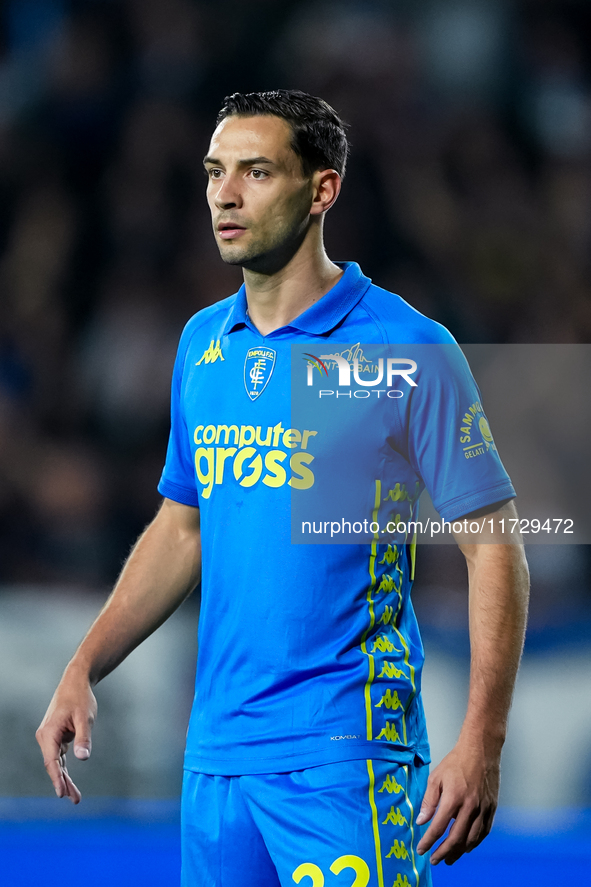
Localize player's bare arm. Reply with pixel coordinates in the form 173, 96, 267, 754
35, 497, 201, 804
416, 499, 529, 865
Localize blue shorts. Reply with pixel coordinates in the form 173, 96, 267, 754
181, 758, 432, 887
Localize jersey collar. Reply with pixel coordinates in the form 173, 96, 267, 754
222, 262, 372, 337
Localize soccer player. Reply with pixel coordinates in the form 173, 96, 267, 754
37, 90, 529, 886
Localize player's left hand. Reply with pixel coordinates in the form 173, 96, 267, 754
415, 740, 500, 865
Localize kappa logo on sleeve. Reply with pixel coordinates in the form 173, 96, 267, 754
244, 347, 276, 400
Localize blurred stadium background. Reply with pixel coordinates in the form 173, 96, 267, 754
0, 0, 590, 883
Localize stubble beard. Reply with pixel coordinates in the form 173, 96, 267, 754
216, 239, 259, 268
216, 216, 310, 275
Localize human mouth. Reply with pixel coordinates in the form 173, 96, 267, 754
217, 222, 247, 240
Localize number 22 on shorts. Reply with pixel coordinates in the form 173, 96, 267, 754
292, 855, 370, 887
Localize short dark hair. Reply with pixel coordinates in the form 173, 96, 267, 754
216, 89, 350, 178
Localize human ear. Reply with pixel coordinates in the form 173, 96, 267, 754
309, 169, 341, 216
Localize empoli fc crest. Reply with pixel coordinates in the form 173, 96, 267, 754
244, 347, 276, 400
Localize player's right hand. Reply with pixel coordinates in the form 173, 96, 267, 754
35, 680, 97, 804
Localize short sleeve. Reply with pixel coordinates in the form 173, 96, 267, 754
158, 324, 200, 507
404, 343, 515, 521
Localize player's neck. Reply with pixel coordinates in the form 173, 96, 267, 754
242, 239, 343, 336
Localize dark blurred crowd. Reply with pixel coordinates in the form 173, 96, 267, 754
0, 0, 590, 594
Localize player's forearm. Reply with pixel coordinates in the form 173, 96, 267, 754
458, 536, 529, 753
65, 498, 201, 688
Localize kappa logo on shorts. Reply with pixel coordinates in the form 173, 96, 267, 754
244, 347, 276, 400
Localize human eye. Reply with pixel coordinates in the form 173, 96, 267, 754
249, 168, 269, 179
206, 167, 224, 180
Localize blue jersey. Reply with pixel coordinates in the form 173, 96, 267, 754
158, 263, 515, 775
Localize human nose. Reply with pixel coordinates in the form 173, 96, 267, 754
213, 173, 243, 210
